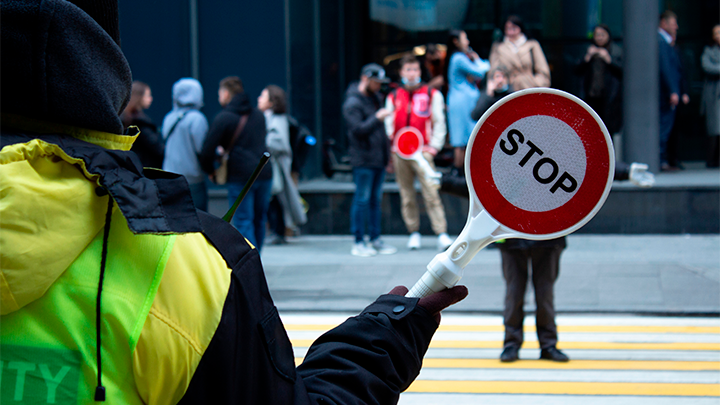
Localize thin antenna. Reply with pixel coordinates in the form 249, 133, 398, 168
223, 152, 271, 223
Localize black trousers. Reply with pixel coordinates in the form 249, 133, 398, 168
500, 245, 563, 350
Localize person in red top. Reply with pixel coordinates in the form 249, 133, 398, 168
385, 55, 453, 251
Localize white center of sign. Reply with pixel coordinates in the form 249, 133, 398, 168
491, 115, 587, 212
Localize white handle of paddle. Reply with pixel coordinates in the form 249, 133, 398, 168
406, 210, 500, 298
411, 153, 441, 186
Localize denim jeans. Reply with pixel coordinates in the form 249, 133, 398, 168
659, 106, 677, 165
227, 179, 272, 250
351, 167, 385, 243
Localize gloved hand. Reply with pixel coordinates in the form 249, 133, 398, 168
388, 285, 468, 323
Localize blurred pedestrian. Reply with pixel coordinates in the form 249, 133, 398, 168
471, 65, 514, 121
444, 29, 491, 174
701, 24, 720, 168
575, 24, 623, 135
422, 43, 446, 90
121, 81, 164, 168
200, 76, 272, 250
162, 78, 209, 210
490, 15, 551, 91
468, 56, 567, 364
385, 55, 453, 251
658, 10, 690, 171
259, 85, 307, 244
343, 63, 397, 257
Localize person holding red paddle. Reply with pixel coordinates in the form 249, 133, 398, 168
385, 55, 454, 251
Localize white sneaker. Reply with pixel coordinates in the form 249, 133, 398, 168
629, 163, 655, 188
437, 233, 453, 251
371, 239, 397, 255
407, 232, 421, 250
351, 242, 377, 257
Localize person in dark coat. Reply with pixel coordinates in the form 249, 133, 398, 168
575, 24, 624, 135
658, 10, 690, 171
199, 76, 273, 250
343, 63, 397, 257
1, 1, 469, 403
121, 81, 164, 168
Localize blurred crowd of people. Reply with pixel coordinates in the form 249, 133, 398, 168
120, 77, 312, 252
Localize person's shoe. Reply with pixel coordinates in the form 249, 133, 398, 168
629, 163, 655, 188
437, 233, 453, 251
540, 346, 570, 362
371, 239, 397, 255
500, 346, 520, 362
267, 234, 287, 245
407, 232, 421, 250
351, 242, 377, 257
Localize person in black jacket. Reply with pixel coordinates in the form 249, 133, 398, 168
199, 76, 273, 250
1, 1, 469, 403
574, 24, 623, 136
343, 63, 398, 257
121, 81, 164, 168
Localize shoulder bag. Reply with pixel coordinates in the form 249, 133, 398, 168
214, 114, 249, 185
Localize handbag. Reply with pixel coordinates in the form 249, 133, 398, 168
214, 114, 249, 185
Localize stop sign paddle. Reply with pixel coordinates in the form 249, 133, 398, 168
393, 126, 441, 185
407, 88, 615, 298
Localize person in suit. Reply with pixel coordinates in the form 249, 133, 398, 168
658, 10, 690, 171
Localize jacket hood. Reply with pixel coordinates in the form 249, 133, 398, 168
172, 78, 205, 110
225, 92, 252, 115
0, 0, 132, 134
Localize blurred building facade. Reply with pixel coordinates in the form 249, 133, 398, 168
119, 0, 719, 179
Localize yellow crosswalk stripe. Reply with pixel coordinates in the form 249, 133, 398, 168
406, 380, 720, 396
420, 359, 720, 370
284, 324, 720, 334
294, 358, 718, 371
290, 339, 720, 351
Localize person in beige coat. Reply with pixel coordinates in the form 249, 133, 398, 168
490, 15, 551, 91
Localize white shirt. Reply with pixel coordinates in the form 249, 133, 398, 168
658, 28, 672, 45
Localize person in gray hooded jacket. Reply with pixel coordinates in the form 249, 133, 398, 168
162, 78, 209, 210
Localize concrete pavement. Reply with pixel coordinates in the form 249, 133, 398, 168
260, 234, 720, 314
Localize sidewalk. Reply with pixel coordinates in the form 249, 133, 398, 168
260, 234, 720, 315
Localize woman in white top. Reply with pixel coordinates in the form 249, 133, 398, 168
258, 85, 306, 243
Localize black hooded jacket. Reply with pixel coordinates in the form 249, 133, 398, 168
199, 92, 272, 184
342, 82, 390, 168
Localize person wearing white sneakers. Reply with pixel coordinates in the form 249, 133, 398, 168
385, 55, 453, 252
343, 63, 398, 257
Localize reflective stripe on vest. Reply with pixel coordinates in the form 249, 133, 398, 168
1, 208, 175, 404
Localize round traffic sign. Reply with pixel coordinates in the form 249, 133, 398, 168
406, 88, 614, 298
467, 88, 614, 237
394, 126, 423, 159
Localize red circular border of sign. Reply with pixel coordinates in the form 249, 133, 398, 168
469, 92, 610, 236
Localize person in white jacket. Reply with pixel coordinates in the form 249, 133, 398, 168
385, 55, 453, 251
259, 85, 307, 243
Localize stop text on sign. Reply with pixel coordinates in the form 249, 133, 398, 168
489, 115, 587, 213
500, 128, 577, 194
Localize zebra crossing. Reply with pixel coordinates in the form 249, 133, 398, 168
282, 312, 720, 404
